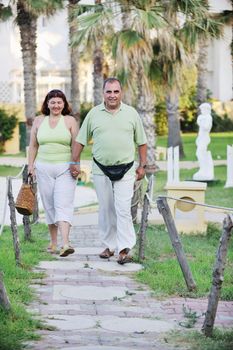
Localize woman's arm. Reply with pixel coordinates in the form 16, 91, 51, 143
28, 117, 40, 176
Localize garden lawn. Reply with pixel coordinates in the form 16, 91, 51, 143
0, 165, 22, 177
154, 165, 233, 208
135, 223, 233, 300
0, 224, 54, 350
157, 132, 233, 161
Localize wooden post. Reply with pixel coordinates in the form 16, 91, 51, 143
0, 271, 11, 311
22, 166, 32, 241
202, 214, 233, 337
131, 180, 142, 224
157, 197, 196, 291
138, 175, 152, 260
7, 178, 21, 266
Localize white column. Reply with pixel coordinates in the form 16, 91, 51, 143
225, 145, 233, 188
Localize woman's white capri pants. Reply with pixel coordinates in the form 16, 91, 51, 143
35, 162, 76, 225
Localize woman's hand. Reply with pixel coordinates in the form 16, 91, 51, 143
28, 164, 36, 178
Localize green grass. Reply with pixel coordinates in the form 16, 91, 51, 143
168, 329, 233, 350
0, 165, 22, 177
79, 132, 233, 161
135, 223, 233, 300
157, 132, 233, 161
0, 152, 26, 158
0, 224, 54, 350
153, 165, 233, 208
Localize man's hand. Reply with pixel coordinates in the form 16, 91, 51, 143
70, 164, 81, 179
136, 166, 146, 180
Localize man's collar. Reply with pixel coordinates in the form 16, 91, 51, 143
99, 102, 124, 112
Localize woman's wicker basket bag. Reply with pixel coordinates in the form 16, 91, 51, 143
15, 175, 35, 216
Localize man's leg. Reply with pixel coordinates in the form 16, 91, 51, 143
113, 174, 136, 254
93, 175, 117, 252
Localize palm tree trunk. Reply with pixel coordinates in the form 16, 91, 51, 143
196, 39, 209, 105
68, 1, 81, 125
93, 0, 104, 106
166, 90, 184, 158
137, 74, 157, 173
93, 43, 104, 105
17, 0, 37, 145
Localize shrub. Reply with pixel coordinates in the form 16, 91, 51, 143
0, 108, 18, 153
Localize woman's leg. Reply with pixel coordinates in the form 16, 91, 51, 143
48, 223, 58, 246
57, 221, 70, 247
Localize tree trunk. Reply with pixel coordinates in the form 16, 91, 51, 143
7, 178, 21, 266
22, 166, 32, 241
68, 1, 81, 125
166, 90, 184, 158
202, 214, 233, 337
93, 0, 104, 106
0, 271, 11, 311
93, 44, 104, 106
137, 75, 157, 173
196, 39, 209, 105
17, 0, 37, 145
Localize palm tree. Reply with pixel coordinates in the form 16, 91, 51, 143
15, 0, 64, 143
16, 0, 37, 143
93, 0, 104, 106
68, 0, 81, 123
71, 0, 222, 166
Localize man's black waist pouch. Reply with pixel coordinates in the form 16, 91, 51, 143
93, 157, 134, 181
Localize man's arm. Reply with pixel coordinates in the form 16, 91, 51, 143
136, 143, 147, 180
70, 141, 84, 179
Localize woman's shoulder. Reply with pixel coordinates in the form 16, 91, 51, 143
33, 115, 46, 127
64, 115, 76, 124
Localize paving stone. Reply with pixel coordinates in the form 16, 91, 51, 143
53, 285, 127, 301
45, 315, 96, 330
39, 260, 142, 272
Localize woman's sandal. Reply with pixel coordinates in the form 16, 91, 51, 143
47, 244, 59, 254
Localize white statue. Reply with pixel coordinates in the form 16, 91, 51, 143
193, 103, 214, 181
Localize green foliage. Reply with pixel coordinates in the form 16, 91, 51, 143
212, 110, 233, 132
0, 4, 12, 21
169, 329, 233, 350
0, 165, 21, 177
80, 102, 93, 126
179, 87, 198, 132
0, 108, 18, 153
155, 101, 168, 136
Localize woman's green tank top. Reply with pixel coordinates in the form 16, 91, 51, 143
36, 116, 71, 163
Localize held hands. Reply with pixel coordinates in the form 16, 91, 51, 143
136, 166, 146, 180
70, 164, 81, 179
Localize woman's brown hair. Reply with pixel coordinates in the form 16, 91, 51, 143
41, 89, 72, 115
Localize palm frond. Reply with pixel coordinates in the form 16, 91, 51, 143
71, 5, 113, 47
135, 8, 165, 29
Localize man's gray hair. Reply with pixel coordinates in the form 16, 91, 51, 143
103, 77, 122, 90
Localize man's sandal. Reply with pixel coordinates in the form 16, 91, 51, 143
99, 248, 114, 259
60, 244, 75, 257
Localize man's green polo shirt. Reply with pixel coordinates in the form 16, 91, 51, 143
76, 102, 147, 175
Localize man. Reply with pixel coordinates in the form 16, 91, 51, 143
70, 77, 147, 264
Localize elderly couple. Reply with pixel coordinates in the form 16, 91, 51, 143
28, 78, 147, 264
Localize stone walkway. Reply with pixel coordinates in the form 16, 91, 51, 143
27, 224, 233, 350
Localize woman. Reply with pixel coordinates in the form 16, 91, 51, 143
28, 89, 79, 257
